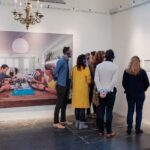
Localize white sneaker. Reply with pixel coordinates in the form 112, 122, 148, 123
75, 120, 79, 128
79, 121, 88, 129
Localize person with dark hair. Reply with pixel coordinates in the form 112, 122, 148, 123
0, 64, 11, 92
33, 69, 45, 84
72, 54, 91, 129
92, 51, 105, 126
85, 53, 90, 64
44, 64, 56, 94
1, 64, 9, 70
14, 67, 19, 75
95, 51, 105, 66
30, 69, 45, 91
9, 67, 20, 78
53, 47, 72, 129
122, 56, 149, 135
105, 49, 115, 61
87, 51, 97, 116
0, 64, 10, 81
94, 49, 118, 138
31, 65, 56, 94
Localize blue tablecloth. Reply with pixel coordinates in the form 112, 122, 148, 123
12, 88, 35, 96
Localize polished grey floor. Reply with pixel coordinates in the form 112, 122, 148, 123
0, 114, 150, 150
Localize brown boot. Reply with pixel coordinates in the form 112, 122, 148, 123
106, 131, 116, 138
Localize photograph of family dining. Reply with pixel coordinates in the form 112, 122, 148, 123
0, 63, 56, 94
0, 31, 73, 107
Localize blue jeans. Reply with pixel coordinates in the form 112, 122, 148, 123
97, 92, 116, 134
126, 94, 145, 130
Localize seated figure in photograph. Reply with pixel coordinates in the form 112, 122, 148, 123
32, 69, 45, 84
122, 56, 149, 135
30, 68, 45, 91
0, 83, 11, 92
10, 67, 20, 79
0, 64, 11, 81
0, 64, 12, 92
30, 66, 56, 94
43, 64, 56, 94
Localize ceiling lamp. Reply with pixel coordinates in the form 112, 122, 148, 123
12, 38, 29, 53
12, 0, 44, 30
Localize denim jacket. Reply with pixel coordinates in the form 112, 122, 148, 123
53, 56, 69, 87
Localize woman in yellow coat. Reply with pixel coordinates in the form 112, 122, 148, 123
72, 54, 91, 129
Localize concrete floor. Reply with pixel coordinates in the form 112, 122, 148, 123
0, 114, 150, 150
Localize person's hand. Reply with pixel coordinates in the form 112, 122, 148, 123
12, 76, 17, 79
4, 80, 10, 84
45, 87, 56, 94
34, 84, 44, 90
99, 89, 108, 98
32, 78, 37, 83
2, 84, 11, 91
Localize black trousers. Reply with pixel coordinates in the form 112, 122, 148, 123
54, 84, 68, 124
75, 108, 86, 121
126, 94, 145, 130
87, 83, 97, 114
97, 92, 116, 134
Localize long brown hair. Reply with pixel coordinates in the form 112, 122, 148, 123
127, 56, 141, 75
95, 50, 105, 65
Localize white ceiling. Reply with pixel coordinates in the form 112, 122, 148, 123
31, 0, 66, 4
111, 0, 150, 14
0, 0, 112, 13
1, 0, 150, 14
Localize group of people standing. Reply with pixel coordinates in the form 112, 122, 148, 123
0, 46, 149, 138
53, 47, 149, 138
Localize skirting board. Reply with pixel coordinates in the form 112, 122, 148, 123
0, 104, 74, 122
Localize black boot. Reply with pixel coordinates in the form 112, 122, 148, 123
126, 129, 132, 135
135, 129, 143, 134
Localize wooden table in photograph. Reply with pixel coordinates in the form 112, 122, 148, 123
0, 90, 57, 108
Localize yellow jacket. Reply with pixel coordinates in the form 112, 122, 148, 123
72, 66, 91, 108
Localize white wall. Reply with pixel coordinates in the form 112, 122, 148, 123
112, 3, 150, 125
0, 0, 112, 65
0, 0, 112, 121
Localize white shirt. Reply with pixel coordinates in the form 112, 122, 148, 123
94, 61, 118, 92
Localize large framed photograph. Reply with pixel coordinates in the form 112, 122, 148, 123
0, 31, 73, 108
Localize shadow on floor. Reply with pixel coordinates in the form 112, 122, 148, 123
0, 114, 150, 150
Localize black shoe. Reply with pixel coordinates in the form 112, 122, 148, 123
135, 129, 143, 134
126, 129, 132, 135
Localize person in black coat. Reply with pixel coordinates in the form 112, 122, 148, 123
122, 56, 149, 135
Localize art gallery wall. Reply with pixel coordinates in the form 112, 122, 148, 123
112, 3, 150, 125
0, 0, 112, 121
0, 0, 112, 65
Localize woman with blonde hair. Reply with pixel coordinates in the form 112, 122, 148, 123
122, 56, 149, 135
